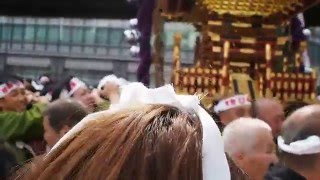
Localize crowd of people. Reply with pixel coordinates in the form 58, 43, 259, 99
0, 72, 319, 180
0, 73, 124, 178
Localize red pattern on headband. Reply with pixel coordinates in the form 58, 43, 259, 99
0, 81, 24, 98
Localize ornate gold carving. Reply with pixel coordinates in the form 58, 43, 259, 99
201, 0, 303, 17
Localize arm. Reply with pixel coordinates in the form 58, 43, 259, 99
0, 103, 46, 142
99, 83, 120, 105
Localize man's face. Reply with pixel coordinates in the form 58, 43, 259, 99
43, 116, 61, 149
220, 105, 252, 125
238, 130, 278, 180
0, 88, 28, 112
72, 87, 96, 112
259, 102, 285, 137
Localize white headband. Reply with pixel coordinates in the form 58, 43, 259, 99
278, 135, 320, 155
31, 80, 44, 91
51, 83, 230, 180
214, 94, 251, 114
97, 74, 128, 90
67, 77, 86, 97
0, 81, 24, 98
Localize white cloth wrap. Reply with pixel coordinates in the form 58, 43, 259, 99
278, 135, 320, 155
97, 74, 128, 91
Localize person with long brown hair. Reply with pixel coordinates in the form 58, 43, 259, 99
17, 83, 239, 180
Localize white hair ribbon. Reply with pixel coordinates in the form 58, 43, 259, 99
51, 82, 230, 180
278, 135, 320, 155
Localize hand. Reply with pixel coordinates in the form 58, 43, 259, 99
91, 89, 105, 105
35, 96, 50, 104
99, 82, 120, 104
25, 90, 35, 104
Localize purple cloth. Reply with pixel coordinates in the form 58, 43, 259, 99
136, 0, 155, 86
291, 16, 307, 52
291, 16, 306, 42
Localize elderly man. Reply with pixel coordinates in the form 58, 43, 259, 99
214, 94, 252, 129
278, 105, 320, 180
257, 99, 307, 180
223, 118, 278, 180
254, 98, 285, 137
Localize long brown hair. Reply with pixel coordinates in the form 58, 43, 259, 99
18, 105, 203, 180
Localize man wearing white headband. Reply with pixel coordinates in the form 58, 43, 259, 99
223, 118, 278, 180
278, 105, 320, 180
214, 94, 252, 128
52, 76, 109, 112
0, 73, 47, 163
0, 76, 27, 112
264, 101, 306, 180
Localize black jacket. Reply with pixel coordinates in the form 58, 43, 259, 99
265, 164, 305, 180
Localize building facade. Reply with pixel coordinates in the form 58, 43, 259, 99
0, 16, 318, 86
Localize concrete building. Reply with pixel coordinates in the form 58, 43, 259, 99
0, 16, 318, 87
0, 17, 197, 86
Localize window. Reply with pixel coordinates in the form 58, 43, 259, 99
35, 25, 47, 43
84, 27, 95, 44
12, 24, 24, 41
96, 27, 108, 45
109, 28, 122, 46
164, 30, 175, 49
181, 31, 197, 50
47, 26, 59, 43
2, 24, 12, 41
60, 26, 71, 44
25, 25, 35, 42
72, 27, 83, 44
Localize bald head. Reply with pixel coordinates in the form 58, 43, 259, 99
255, 98, 285, 137
283, 105, 320, 142
280, 105, 320, 178
219, 105, 252, 126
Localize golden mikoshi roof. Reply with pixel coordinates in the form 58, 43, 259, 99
200, 0, 304, 17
